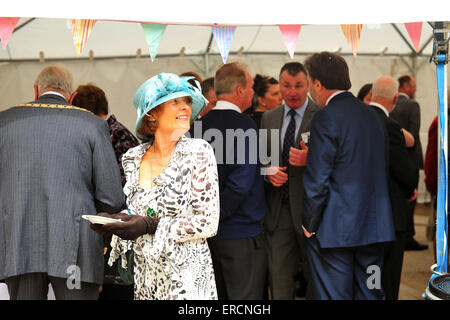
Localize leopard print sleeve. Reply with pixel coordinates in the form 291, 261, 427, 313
166, 140, 220, 242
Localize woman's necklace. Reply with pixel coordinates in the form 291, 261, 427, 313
146, 144, 157, 218
149, 144, 155, 188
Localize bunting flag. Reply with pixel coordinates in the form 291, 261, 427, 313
142, 23, 166, 62
212, 25, 236, 63
404, 22, 423, 51
341, 24, 363, 56
70, 19, 96, 56
278, 25, 302, 59
0, 17, 20, 49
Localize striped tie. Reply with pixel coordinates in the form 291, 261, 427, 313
281, 109, 296, 201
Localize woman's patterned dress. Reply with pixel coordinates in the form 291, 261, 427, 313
109, 136, 220, 300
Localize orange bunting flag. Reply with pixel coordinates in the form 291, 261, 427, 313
404, 22, 423, 51
0, 17, 20, 49
70, 19, 96, 56
278, 25, 302, 59
341, 24, 363, 56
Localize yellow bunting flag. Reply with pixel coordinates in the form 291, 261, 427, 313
341, 24, 363, 56
70, 19, 96, 56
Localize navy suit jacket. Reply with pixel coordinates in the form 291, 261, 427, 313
371, 105, 417, 232
196, 108, 266, 239
302, 92, 395, 248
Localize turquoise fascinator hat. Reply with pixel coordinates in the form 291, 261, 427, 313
133, 72, 208, 140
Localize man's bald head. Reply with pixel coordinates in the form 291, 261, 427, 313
371, 76, 399, 112
372, 76, 398, 100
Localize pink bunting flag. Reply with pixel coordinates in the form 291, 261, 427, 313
212, 25, 236, 63
404, 22, 423, 51
341, 24, 363, 56
0, 17, 20, 49
278, 25, 302, 59
70, 19, 96, 56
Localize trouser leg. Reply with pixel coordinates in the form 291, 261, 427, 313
49, 276, 100, 300
266, 204, 301, 299
4, 273, 49, 300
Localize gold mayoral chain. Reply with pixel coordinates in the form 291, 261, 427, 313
16, 103, 93, 114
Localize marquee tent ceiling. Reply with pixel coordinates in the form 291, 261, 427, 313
0, 18, 437, 62
3, 0, 450, 25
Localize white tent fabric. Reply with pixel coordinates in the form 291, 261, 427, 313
0, 19, 436, 60
2, 0, 450, 25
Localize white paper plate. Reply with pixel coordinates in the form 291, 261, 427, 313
82, 215, 123, 225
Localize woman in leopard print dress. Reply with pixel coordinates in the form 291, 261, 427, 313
91, 73, 220, 300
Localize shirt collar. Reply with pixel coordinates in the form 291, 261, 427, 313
369, 102, 389, 117
399, 92, 409, 99
325, 90, 346, 106
213, 100, 242, 113
283, 96, 309, 118
40, 91, 66, 100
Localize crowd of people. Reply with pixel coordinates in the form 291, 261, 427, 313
0, 51, 444, 300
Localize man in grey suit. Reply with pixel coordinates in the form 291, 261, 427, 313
260, 62, 320, 299
389, 75, 428, 251
0, 65, 125, 299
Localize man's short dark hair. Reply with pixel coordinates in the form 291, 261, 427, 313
304, 51, 351, 90
201, 77, 215, 96
279, 62, 307, 79
398, 75, 412, 89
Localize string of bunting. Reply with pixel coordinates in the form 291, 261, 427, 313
0, 18, 425, 58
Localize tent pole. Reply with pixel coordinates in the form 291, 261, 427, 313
12, 18, 36, 34
426, 21, 449, 291
205, 53, 210, 77
391, 23, 417, 55
418, 35, 434, 56
398, 56, 415, 76
0, 52, 430, 64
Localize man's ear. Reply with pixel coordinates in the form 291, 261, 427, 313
257, 96, 265, 107
393, 93, 399, 106
68, 91, 78, 105
313, 79, 322, 91
236, 84, 244, 97
34, 85, 39, 100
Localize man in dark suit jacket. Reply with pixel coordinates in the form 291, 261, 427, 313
198, 62, 267, 300
369, 76, 418, 300
260, 62, 319, 299
302, 52, 395, 300
0, 65, 125, 299
389, 75, 428, 251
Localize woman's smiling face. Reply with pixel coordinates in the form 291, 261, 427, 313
153, 96, 192, 137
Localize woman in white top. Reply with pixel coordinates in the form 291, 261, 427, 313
91, 73, 220, 300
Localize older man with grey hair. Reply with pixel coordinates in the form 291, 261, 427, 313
196, 62, 268, 300
369, 76, 418, 300
0, 64, 125, 299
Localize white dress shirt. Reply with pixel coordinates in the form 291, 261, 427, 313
213, 100, 242, 113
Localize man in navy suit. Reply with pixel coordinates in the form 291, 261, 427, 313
369, 76, 417, 300
301, 52, 395, 299
197, 62, 267, 299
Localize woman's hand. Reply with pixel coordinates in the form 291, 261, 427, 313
89, 212, 130, 237
102, 215, 160, 241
